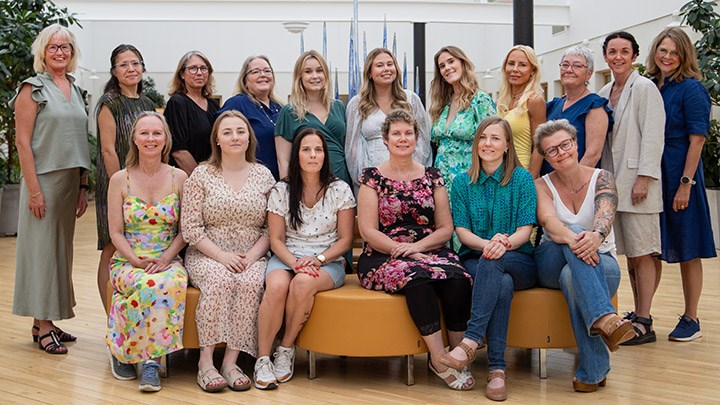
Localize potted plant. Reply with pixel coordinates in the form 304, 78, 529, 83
681, 0, 720, 248
0, 1, 79, 235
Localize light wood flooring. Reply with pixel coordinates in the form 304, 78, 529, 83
1, 202, 719, 404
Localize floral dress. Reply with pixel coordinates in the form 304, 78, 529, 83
356, 167, 469, 293
107, 173, 187, 364
431, 91, 496, 196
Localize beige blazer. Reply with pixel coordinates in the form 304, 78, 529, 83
599, 70, 665, 213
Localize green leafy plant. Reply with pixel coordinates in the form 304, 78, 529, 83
0, 0, 80, 185
142, 77, 165, 109
681, 0, 720, 187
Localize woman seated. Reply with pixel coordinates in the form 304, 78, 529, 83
442, 117, 538, 401
533, 119, 635, 393
254, 128, 356, 390
182, 111, 276, 392
357, 109, 473, 391
106, 112, 188, 392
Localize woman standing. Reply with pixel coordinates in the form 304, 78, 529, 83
11, 24, 91, 354
345, 48, 431, 190
275, 50, 350, 184
647, 27, 716, 342
218, 55, 283, 180
164, 50, 219, 176
182, 111, 276, 392
95, 44, 156, 312
357, 110, 473, 391
443, 117, 537, 401
106, 112, 188, 392
429, 45, 495, 195
254, 129, 355, 390
496, 45, 546, 177
599, 31, 665, 345
542, 46, 611, 175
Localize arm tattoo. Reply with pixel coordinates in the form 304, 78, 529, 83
593, 170, 618, 237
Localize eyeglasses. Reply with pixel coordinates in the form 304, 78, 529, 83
46, 43, 73, 53
185, 65, 209, 74
559, 62, 587, 71
657, 47, 680, 59
114, 60, 144, 70
543, 138, 574, 157
247, 68, 273, 77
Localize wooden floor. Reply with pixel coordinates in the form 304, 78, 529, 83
1, 202, 719, 404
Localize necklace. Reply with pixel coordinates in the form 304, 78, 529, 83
567, 179, 589, 194
303, 186, 323, 206
259, 101, 279, 126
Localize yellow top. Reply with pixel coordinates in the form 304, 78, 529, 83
500, 103, 532, 169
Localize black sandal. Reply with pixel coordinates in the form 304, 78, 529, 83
620, 316, 656, 346
32, 325, 77, 343
38, 330, 68, 354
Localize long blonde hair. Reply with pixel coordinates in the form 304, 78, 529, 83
468, 117, 520, 186
289, 50, 333, 120
125, 112, 173, 168
646, 27, 702, 83
429, 46, 480, 122
497, 45, 542, 115
358, 48, 411, 119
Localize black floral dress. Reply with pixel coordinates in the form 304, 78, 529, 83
357, 167, 470, 293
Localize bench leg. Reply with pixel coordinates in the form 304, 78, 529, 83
307, 350, 317, 379
538, 349, 547, 379
405, 355, 415, 386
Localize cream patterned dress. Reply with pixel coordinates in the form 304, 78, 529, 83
182, 163, 275, 355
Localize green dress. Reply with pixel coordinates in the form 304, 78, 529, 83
275, 100, 351, 185
431, 91, 496, 196
95, 92, 156, 249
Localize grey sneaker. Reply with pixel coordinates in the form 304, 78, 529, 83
254, 356, 278, 390
273, 345, 295, 383
108, 350, 136, 380
138, 360, 163, 392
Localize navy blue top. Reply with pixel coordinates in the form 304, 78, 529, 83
218, 93, 282, 180
541, 93, 613, 175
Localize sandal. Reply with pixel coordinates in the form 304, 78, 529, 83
485, 370, 507, 401
428, 358, 475, 391
591, 314, 636, 352
38, 331, 68, 354
32, 325, 76, 343
197, 365, 227, 392
573, 377, 607, 393
620, 316, 656, 346
439, 341, 479, 370
221, 364, 251, 392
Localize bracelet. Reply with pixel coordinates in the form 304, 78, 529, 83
593, 229, 607, 242
79, 184, 89, 190
31, 191, 41, 198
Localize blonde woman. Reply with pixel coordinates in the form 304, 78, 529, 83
429, 45, 496, 196
496, 45, 546, 177
275, 50, 350, 184
345, 47, 431, 190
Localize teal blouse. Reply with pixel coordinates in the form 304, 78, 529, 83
450, 165, 536, 258
275, 100, 350, 185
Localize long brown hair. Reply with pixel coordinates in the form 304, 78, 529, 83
429, 46, 480, 122
468, 117, 520, 186
358, 48, 411, 119
205, 110, 258, 169
125, 112, 173, 167
646, 27, 702, 83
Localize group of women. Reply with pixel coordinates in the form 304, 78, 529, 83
12, 22, 716, 399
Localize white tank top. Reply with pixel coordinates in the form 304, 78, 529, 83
541, 169, 616, 254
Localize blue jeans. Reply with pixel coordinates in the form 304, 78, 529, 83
534, 225, 620, 385
463, 251, 537, 371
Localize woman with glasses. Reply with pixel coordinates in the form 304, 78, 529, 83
95, 44, 157, 315
164, 51, 219, 176
10, 24, 91, 355
534, 119, 634, 393
647, 27, 716, 342
541, 46, 611, 175
218, 55, 283, 180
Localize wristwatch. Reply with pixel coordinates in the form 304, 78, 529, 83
680, 176, 696, 185
593, 229, 607, 242
316, 254, 327, 265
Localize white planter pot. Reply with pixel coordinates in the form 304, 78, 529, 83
707, 188, 720, 250
0, 184, 19, 236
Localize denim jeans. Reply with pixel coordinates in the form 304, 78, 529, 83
463, 251, 537, 371
534, 225, 620, 384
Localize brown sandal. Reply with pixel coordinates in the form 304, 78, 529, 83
573, 377, 607, 392
486, 370, 507, 401
591, 314, 636, 352
439, 341, 479, 370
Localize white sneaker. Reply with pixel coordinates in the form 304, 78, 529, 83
253, 356, 278, 390
273, 345, 295, 383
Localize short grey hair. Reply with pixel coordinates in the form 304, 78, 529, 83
562, 45, 594, 72
534, 119, 578, 155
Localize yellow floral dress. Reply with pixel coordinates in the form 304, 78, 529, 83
107, 188, 187, 364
